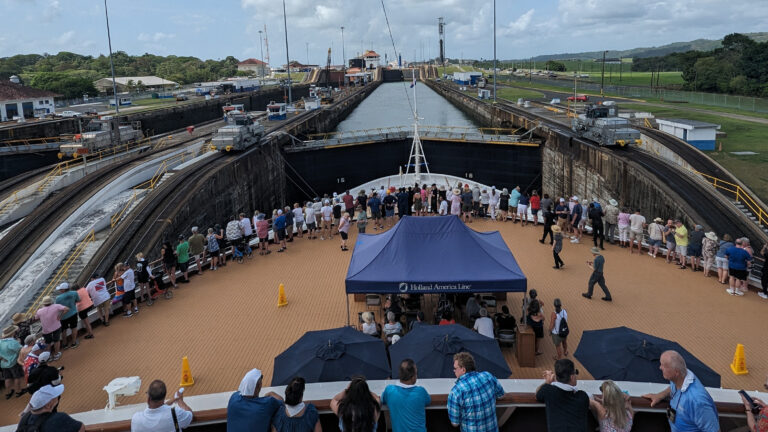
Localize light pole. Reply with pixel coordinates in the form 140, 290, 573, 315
492, 0, 497, 103
341, 26, 346, 85
600, 50, 607, 96
258, 30, 265, 79
282, 0, 292, 104
103, 0, 120, 146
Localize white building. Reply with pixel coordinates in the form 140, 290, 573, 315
362, 50, 380, 70
0, 76, 59, 122
656, 118, 720, 151
93, 76, 178, 94
237, 58, 269, 74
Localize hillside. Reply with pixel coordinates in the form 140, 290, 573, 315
528, 32, 768, 61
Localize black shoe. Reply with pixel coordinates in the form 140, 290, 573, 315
181, 279, 190, 283
5, 390, 14, 399
600, 246, 605, 250
553, 266, 560, 269
582, 293, 592, 299
601, 297, 612, 302
539, 239, 544, 244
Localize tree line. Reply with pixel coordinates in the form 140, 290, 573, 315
631, 33, 768, 96
0, 51, 247, 99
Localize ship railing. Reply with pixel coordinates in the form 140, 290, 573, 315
25, 230, 96, 316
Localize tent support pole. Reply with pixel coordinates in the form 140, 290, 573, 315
346, 294, 350, 327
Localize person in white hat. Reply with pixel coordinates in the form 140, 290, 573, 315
583, 247, 612, 301
227, 369, 283, 431
702, 231, 719, 278
18, 384, 83, 431
131, 380, 193, 432
604, 199, 619, 245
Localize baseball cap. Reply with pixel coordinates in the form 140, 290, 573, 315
238, 369, 263, 396
38, 351, 51, 363
55, 282, 69, 291
30, 384, 64, 410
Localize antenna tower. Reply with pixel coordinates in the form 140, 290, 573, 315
438, 17, 445, 66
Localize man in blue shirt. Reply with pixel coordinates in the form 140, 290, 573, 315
54, 282, 80, 350
382, 359, 431, 432
274, 210, 287, 252
368, 193, 382, 230
227, 369, 282, 432
642, 350, 719, 432
725, 238, 753, 296
447, 352, 505, 431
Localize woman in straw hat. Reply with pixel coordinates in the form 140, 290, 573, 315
12, 313, 30, 344
552, 225, 565, 269
0, 324, 25, 398
450, 188, 462, 216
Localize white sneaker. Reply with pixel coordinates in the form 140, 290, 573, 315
726, 288, 735, 295
570, 239, 578, 243
758, 292, 768, 299
734, 290, 745, 296
647, 252, 653, 257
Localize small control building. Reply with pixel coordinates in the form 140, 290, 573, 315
0, 77, 59, 122
656, 118, 720, 151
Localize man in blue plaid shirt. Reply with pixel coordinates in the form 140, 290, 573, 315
447, 352, 506, 431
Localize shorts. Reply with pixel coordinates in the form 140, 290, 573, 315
551, 333, 566, 346
371, 211, 381, 219
340, 231, 348, 240
1, 363, 23, 380
666, 241, 676, 251
122, 289, 136, 303
688, 245, 702, 257
462, 203, 472, 212
177, 260, 189, 272
307, 222, 316, 230
78, 305, 94, 320
276, 229, 286, 240
715, 256, 729, 269
628, 230, 643, 241
675, 245, 688, 257
208, 248, 220, 256
572, 216, 581, 226
517, 204, 528, 216
43, 328, 62, 344
332, 217, 340, 227
190, 253, 202, 262
649, 239, 662, 247
385, 209, 395, 217
730, 268, 748, 281
95, 299, 111, 314
61, 314, 78, 331
414, 201, 422, 211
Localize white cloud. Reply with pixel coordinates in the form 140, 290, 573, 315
138, 32, 176, 42
500, 9, 534, 36
42, 0, 61, 22
55, 30, 74, 45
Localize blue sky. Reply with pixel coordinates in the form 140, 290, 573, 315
1, 0, 766, 65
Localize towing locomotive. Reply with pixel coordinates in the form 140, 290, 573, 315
571, 104, 642, 148
210, 109, 265, 152
59, 118, 143, 158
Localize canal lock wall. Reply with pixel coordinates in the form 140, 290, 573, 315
425, 80, 704, 226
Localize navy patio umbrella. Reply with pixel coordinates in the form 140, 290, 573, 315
272, 327, 390, 386
389, 324, 512, 379
574, 326, 720, 388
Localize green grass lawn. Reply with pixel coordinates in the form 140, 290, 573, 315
623, 103, 768, 201
273, 72, 306, 82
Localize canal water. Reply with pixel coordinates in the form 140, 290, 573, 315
335, 82, 478, 132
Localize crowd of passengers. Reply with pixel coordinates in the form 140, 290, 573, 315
2, 182, 768, 431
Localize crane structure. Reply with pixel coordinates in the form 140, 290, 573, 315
263, 24, 271, 73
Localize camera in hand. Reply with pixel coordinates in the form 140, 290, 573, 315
739, 390, 762, 415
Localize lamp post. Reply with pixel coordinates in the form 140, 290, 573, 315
258, 30, 265, 79
341, 26, 346, 85
600, 50, 607, 96
103, 0, 120, 146
282, 0, 292, 104
492, 0, 497, 103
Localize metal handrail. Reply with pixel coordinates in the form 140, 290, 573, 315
26, 229, 96, 316
694, 170, 768, 226
1, 136, 64, 148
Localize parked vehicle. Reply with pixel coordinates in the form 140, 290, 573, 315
567, 94, 589, 102
58, 110, 81, 118
59, 118, 143, 157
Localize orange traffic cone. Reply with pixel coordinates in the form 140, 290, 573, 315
277, 283, 288, 307
179, 356, 195, 387
730, 344, 748, 375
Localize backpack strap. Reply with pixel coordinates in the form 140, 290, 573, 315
171, 407, 180, 432
17, 411, 52, 432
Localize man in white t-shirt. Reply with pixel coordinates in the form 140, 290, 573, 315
86, 274, 112, 327
628, 209, 647, 255
120, 263, 137, 318
320, 200, 333, 240
131, 379, 193, 432
292, 203, 304, 238
304, 202, 317, 239
239, 213, 253, 238
472, 308, 495, 338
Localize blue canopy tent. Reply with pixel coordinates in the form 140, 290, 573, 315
345, 216, 527, 295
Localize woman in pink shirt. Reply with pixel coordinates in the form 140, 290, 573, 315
338, 213, 351, 251
617, 209, 631, 249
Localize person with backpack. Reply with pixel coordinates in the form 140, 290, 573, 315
17, 384, 84, 432
549, 298, 569, 361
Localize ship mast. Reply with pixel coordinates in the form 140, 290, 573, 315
264, 24, 271, 76
404, 67, 429, 184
